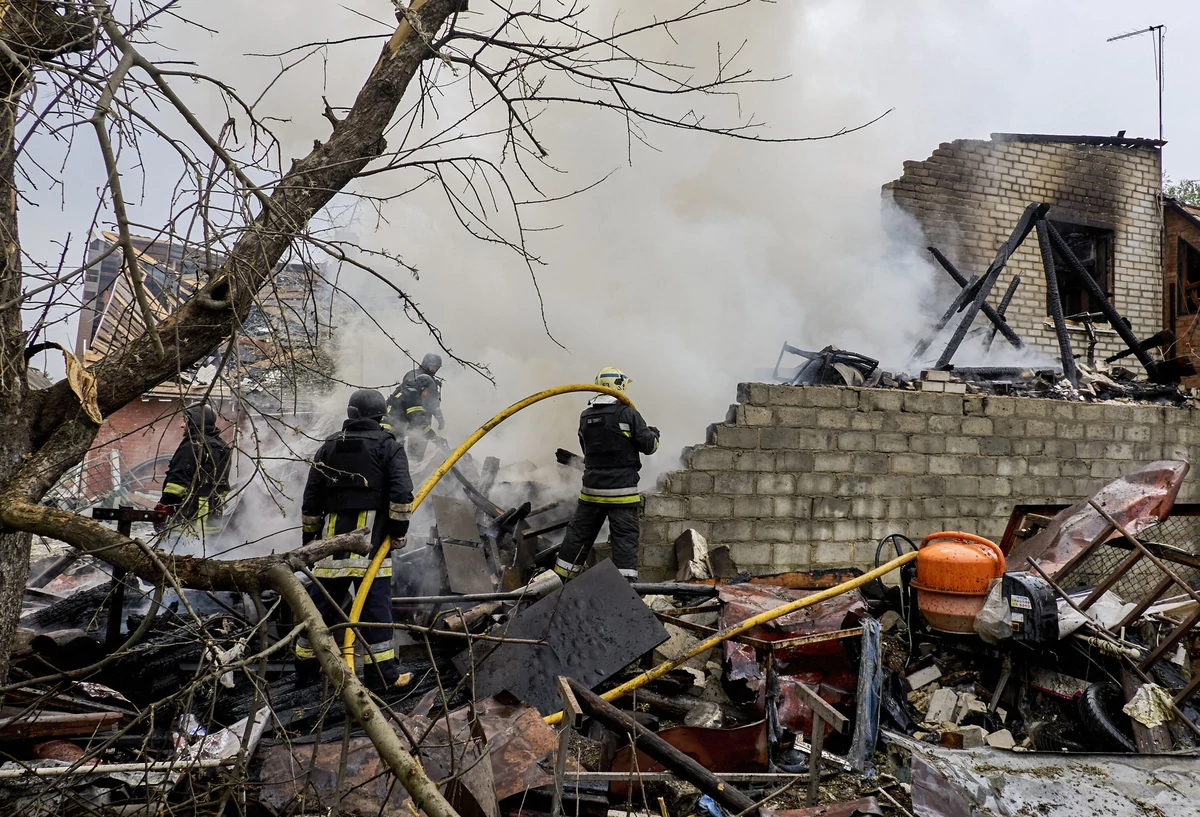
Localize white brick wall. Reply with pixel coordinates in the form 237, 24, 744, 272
883, 136, 1163, 362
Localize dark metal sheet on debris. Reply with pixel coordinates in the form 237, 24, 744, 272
449, 695, 558, 800
442, 542, 496, 595
431, 495, 482, 543
454, 560, 669, 714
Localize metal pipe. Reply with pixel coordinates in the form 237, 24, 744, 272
1036, 221, 1078, 387
0, 759, 232, 779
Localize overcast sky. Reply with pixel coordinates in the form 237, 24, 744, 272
18, 0, 1200, 466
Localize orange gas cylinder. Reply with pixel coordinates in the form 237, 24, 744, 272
911, 531, 1006, 634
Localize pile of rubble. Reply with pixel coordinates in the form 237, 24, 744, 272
7, 460, 1200, 817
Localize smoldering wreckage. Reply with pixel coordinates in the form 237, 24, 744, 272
10, 204, 1200, 817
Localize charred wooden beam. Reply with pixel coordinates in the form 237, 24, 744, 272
927, 246, 1023, 348
1036, 221, 1078, 387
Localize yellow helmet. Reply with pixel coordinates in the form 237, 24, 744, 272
595, 367, 631, 392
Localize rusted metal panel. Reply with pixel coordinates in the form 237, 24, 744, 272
1007, 461, 1189, 577
449, 695, 557, 801
607, 720, 768, 799
719, 583, 864, 737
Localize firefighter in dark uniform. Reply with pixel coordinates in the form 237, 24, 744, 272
295, 389, 414, 692
386, 353, 444, 460
554, 368, 659, 582
155, 403, 232, 536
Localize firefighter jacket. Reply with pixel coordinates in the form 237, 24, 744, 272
302, 417, 414, 579
577, 395, 659, 504
386, 368, 442, 437
160, 425, 231, 529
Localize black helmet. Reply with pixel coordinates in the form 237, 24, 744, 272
347, 389, 387, 421
185, 403, 217, 429
421, 353, 443, 373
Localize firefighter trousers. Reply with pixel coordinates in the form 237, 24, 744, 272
555, 500, 640, 580
294, 575, 399, 684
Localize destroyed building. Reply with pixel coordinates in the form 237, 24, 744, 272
882, 133, 1165, 363
52, 232, 331, 509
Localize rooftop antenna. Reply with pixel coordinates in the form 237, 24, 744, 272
1106, 25, 1165, 141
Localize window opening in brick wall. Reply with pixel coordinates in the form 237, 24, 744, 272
1177, 237, 1200, 315
1048, 220, 1113, 322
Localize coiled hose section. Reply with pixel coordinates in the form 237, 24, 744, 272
342, 384, 634, 668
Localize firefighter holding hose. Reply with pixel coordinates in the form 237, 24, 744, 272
295, 389, 414, 692
554, 367, 659, 582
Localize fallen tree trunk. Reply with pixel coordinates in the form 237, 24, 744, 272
264, 562, 460, 817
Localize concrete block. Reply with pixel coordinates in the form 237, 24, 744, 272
961, 457, 997, 476
775, 451, 815, 472
733, 496, 773, 518
753, 520, 795, 541
1013, 399, 1052, 419
737, 382, 769, 406
982, 397, 1016, 417
645, 495, 687, 519
710, 424, 759, 449
1010, 477, 1043, 495
854, 453, 890, 474
1026, 419, 1056, 437
773, 542, 813, 567
1010, 438, 1044, 456
850, 412, 885, 431
979, 437, 1012, 456
812, 541, 854, 565
772, 496, 812, 519
851, 498, 889, 518
711, 519, 753, 542
891, 454, 928, 478
773, 407, 818, 427
759, 428, 802, 450
714, 472, 754, 495
813, 497, 853, 518
690, 447, 734, 471
859, 389, 904, 412
875, 433, 910, 453
992, 418, 1026, 437
942, 725, 987, 750
986, 729, 1016, 749
920, 380, 946, 393
1104, 442, 1135, 460
813, 452, 853, 472
911, 475, 948, 496
797, 520, 835, 542
961, 417, 994, 436
688, 495, 733, 517
641, 545, 673, 568
923, 498, 959, 517
1055, 421, 1084, 440
833, 519, 871, 540
666, 520, 712, 541
929, 455, 964, 475
734, 451, 775, 473
884, 413, 928, 434
795, 473, 836, 495
1084, 424, 1116, 441
921, 369, 952, 382
837, 431, 876, 451
734, 405, 772, 426
873, 475, 913, 497
805, 387, 848, 408
816, 409, 853, 430
765, 385, 808, 406
756, 473, 796, 495
943, 381, 967, 395
997, 458, 1030, 477
944, 476, 981, 497
910, 435, 947, 454
907, 664, 943, 690
732, 542, 773, 564
925, 688, 959, 724
682, 472, 715, 494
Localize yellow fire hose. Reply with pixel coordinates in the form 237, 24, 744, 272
543, 550, 919, 725
342, 384, 635, 668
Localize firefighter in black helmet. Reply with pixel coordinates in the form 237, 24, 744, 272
386, 352, 445, 460
295, 389, 414, 692
155, 403, 232, 536
554, 368, 659, 582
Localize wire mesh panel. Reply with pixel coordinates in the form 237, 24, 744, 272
1060, 510, 1200, 602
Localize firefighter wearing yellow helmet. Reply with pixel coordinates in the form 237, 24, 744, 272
554, 367, 660, 582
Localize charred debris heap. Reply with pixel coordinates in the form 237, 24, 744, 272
9, 450, 1200, 817
775, 202, 1198, 407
